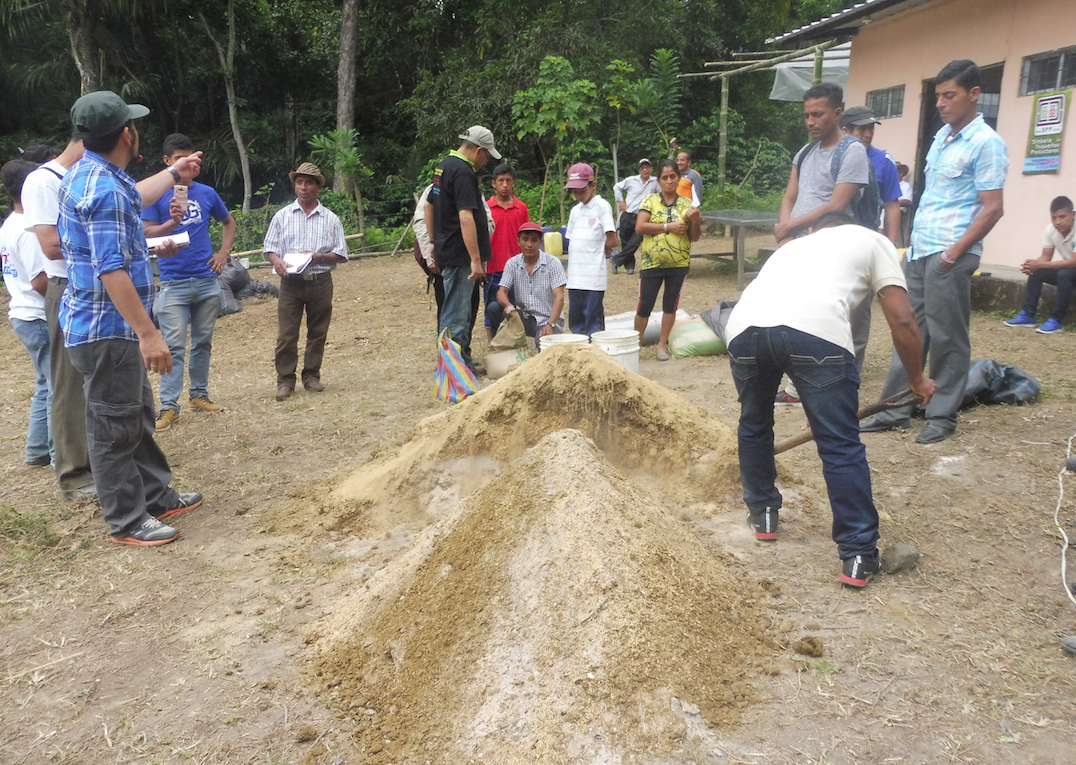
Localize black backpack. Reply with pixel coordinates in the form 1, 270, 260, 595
795, 135, 881, 229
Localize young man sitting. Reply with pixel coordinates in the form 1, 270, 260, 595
1004, 196, 1076, 334
487, 222, 566, 349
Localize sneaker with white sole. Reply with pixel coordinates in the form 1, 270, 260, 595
748, 507, 779, 541
1036, 318, 1063, 334
111, 518, 180, 547
840, 552, 880, 588
1003, 310, 1036, 327
774, 391, 801, 406
155, 408, 180, 431
189, 395, 223, 412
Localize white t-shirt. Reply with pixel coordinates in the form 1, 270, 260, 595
565, 194, 615, 291
1, 212, 48, 322
1043, 222, 1075, 259
20, 159, 69, 279
726, 225, 906, 354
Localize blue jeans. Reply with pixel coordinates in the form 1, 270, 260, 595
482, 271, 502, 329
728, 326, 879, 560
155, 277, 221, 411
439, 265, 479, 367
11, 318, 53, 464
568, 289, 605, 336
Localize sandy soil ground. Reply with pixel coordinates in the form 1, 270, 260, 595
1, 232, 1075, 764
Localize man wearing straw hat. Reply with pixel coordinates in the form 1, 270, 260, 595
263, 162, 348, 401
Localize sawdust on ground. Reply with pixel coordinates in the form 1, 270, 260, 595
304, 344, 742, 537
312, 430, 778, 763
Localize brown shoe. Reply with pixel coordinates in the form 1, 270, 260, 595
303, 378, 324, 392
276, 385, 293, 401
156, 408, 180, 431
189, 395, 223, 412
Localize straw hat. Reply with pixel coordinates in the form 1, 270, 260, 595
289, 162, 325, 187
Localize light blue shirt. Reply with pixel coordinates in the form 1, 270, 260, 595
908, 114, 1008, 261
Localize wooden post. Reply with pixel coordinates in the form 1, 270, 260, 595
718, 75, 728, 210
813, 45, 824, 85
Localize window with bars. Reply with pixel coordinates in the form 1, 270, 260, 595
1020, 46, 1076, 96
866, 85, 905, 119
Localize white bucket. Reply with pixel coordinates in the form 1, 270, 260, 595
539, 333, 590, 351
591, 329, 641, 373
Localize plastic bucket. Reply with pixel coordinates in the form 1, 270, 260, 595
591, 329, 641, 373
539, 333, 590, 351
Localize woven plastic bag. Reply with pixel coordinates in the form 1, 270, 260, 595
434, 328, 479, 403
489, 310, 527, 351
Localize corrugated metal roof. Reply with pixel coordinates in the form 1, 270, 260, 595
768, 0, 936, 45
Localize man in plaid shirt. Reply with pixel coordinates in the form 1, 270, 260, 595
487, 222, 566, 349
59, 91, 205, 546
861, 60, 1008, 444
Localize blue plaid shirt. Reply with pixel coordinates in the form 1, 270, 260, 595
58, 151, 154, 346
908, 114, 1009, 261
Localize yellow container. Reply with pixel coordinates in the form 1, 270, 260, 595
543, 231, 563, 258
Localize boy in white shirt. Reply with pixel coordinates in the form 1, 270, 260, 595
563, 163, 617, 335
1003, 196, 1076, 334
1, 160, 53, 466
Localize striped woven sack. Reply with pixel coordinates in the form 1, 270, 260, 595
434, 328, 479, 403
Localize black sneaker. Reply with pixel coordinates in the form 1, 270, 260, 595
840, 553, 880, 588
748, 507, 779, 541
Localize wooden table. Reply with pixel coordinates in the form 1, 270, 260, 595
699, 210, 780, 290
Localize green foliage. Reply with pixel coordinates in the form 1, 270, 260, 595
512, 55, 599, 226
629, 49, 683, 151
309, 129, 373, 233
680, 107, 792, 202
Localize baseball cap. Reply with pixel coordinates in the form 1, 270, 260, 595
71, 91, 150, 140
564, 162, 595, 189
458, 126, 502, 160
639, 158, 652, 166
517, 221, 544, 236
839, 106, 881, 128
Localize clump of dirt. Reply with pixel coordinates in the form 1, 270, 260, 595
313, 344, 740, 535
793, 636, 825, 657
311, 430, 777, 763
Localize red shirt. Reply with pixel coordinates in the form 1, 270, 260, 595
487, 195, 530, 273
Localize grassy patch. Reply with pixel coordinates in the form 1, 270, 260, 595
0, 504, 62, 559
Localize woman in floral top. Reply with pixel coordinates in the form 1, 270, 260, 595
632, 158, 701, 360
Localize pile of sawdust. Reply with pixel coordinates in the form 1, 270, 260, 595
312, 430, 777, 763
316, 344, 740, 534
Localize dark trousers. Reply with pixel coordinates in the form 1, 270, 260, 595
568, 289, 605, 336
1022, 267, 1076, 323
612, 212, 642, 271
45, 277, 94, 492
728, 326, 878, 560
68, 339, 178, 537
276, 273, 334, 387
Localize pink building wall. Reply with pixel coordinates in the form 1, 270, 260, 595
844, 0, 1076, 268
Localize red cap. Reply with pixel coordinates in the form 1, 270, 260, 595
564, 162, 595, 189
517, 221, 544, 236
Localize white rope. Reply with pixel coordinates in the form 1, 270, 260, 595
1055, 433, 1076, 610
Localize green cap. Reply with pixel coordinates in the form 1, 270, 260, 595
71, 91, 150, 140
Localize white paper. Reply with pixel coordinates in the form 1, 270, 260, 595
283, 252, 313, 274
146, 231, 190, 251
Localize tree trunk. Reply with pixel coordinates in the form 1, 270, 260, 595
63, 0, 101, 94
199, 0, 253, 212
334, 0, 360, 193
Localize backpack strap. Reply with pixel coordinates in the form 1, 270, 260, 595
42, 167, 64, 181
794, 140, 820, 173
829, 135, 859, 182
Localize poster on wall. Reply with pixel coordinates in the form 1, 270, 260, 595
1024, 89, 1070, 174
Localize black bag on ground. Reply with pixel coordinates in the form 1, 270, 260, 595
961, 358, 1041, 408
218, 275, 242, 316
221, 257, 251, 293
700, 299, 739, 344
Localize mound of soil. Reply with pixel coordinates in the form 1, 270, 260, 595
312, 430, 777, 762
320, 344, 740, 534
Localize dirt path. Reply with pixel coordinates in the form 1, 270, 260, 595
1, 235, 1075, 764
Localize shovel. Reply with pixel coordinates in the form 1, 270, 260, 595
773, 388, 921, 455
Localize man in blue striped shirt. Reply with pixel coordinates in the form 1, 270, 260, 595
59, 91, 206, 546
861, 60, 1008, 444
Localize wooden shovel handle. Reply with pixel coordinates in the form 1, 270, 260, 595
773, 389, 921, 455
